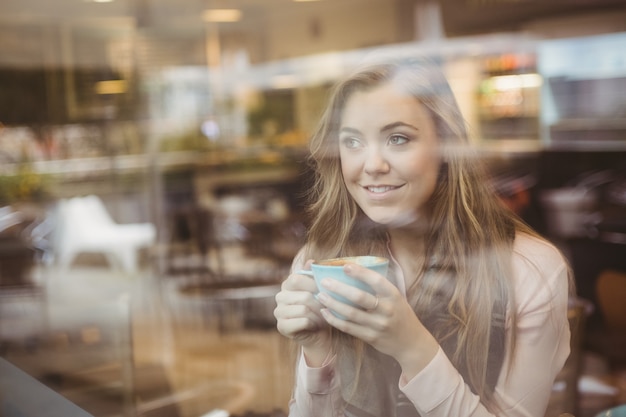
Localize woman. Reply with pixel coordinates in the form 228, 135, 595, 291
273, 58, 572, 417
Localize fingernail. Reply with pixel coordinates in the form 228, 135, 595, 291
321, 278, 333, 289
344, 265, 352, 274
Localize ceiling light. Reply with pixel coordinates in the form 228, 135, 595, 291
202, 9, 242, 22
490, 73, 542, 91
95, 80, 128, 95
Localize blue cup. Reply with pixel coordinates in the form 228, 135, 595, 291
298, 256, 389, 318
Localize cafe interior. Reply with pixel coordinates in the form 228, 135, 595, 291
1, 0, 626, 416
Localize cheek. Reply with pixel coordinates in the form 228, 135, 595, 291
405, 155, 441, 192
420, 160, 442, 197
340, 152, 359, 180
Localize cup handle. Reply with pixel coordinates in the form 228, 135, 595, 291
295, 270, 320, 300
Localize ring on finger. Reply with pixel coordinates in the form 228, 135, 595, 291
369, 296, 379, 311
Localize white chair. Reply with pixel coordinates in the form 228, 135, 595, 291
0, 206, 23, 232
53, 195, 156, 273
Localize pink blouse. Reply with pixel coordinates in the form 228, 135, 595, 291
289, 233, 571, 417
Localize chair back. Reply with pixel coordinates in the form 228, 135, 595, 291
596, 270, 626, 331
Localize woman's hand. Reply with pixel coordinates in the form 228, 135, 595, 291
317, 263, 439, 379
274, 261, 332, 366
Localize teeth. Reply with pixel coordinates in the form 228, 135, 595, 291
367, 186, 394, 193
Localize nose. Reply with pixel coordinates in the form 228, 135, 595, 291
363, 146, 389, 175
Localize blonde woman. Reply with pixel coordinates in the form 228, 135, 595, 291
273, 59, 572, 417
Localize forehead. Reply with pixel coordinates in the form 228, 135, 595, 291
340, 81, 432, 127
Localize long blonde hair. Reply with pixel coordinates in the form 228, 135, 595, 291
303, 59, 533, 412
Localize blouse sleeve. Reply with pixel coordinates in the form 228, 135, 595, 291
287, 247, 349, 417
399, 235, 572, 417
289, 351, 347, 417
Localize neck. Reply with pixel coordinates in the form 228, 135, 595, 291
388, 225, 428, 288
387, 218, 428, 248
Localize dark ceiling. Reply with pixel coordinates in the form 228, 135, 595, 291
440, 0, 626, 36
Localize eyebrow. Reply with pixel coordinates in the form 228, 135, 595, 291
339, 127, 361, 135
381, 121, 419, 132
339, 121, 419, 135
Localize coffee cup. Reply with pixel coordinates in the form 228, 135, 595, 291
297, 256, 389, 316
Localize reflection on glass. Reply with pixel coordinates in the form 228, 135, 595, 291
1, 1, 626, 415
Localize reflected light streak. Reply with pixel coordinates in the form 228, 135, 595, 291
491, 73, 542, 91
271, 74, 299, 89
202, 9, 242, 22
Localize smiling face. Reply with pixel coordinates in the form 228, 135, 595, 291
339, 81, 442, 227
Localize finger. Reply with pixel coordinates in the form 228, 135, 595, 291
321, 308, 388, 348
275, 288, 314, 304
275, 303, 328, 340
282, 271, 318, 293
275, 303, 326, 327
316, 291, 380, 327
320, 307, 377, 340
318, 278, 378, 312
275, 290, 322, 319
277, 316, 321, 338
343, 263, 396, 297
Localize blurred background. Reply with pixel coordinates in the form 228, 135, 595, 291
1, 0, 626, 416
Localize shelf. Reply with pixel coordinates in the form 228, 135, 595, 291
550, 119, 626, 131
546, 140, 626, 152
0, 149, 306, 179
477, 139, 542, 155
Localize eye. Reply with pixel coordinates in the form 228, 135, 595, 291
387, 134, 409, 146
340, 136, 363, 149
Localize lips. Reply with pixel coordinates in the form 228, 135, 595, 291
363, 184, 403, 194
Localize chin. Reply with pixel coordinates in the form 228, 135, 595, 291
367, 210, 418, 228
